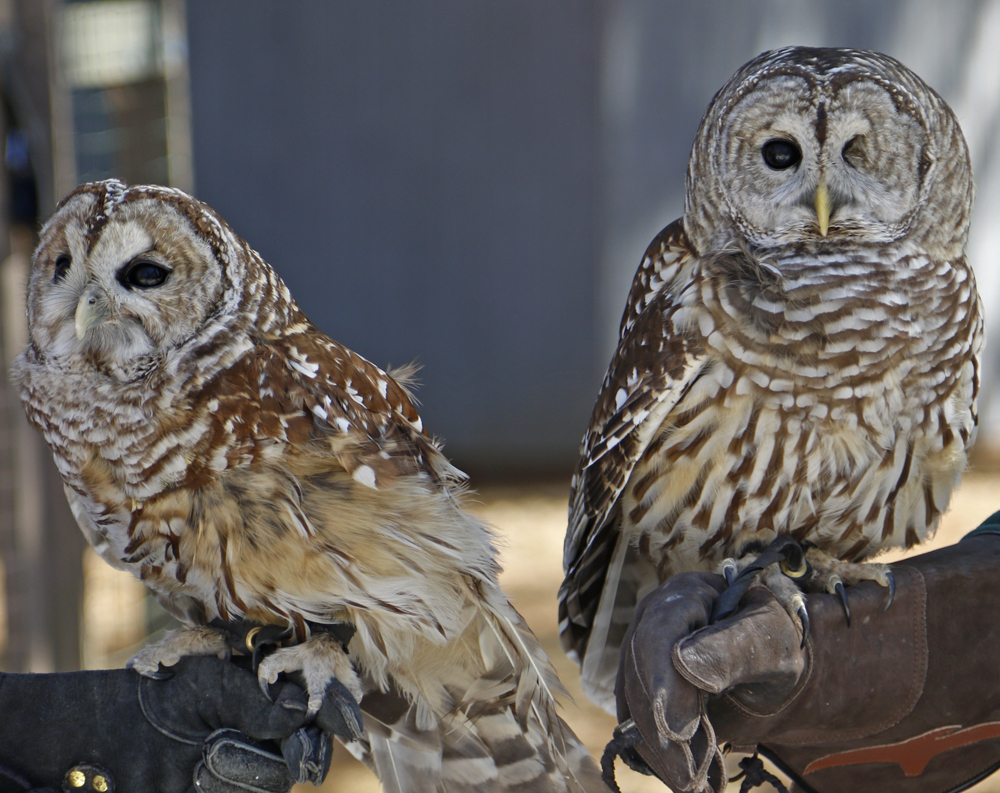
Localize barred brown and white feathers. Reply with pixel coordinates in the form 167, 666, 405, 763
15, 180, 605, 792
560, 47, 983, 711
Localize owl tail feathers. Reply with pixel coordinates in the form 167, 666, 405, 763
579, 534, 660, 715
475, 607, 608, 792
354, 687, 607, 793
350, 606, 607, 792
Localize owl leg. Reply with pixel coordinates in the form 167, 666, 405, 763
256, 632, 363, 717
803, 547, 895, 626
128, 625, 230, 678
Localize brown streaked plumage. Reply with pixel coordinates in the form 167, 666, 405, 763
15, 179, 606, 792
560, 47, 983, 712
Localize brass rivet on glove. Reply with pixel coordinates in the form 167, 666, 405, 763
63, 763, 114, 793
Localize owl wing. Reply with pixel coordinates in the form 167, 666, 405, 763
558, 220, 709, 710
223, 333, 606, 791
177, 323, 473, 641
251, 327, 461, 491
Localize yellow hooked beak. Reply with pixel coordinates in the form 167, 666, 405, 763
814, 181, 831, 237
74, 291, 108, 340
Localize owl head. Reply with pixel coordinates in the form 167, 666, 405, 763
683, 47, 972, 259
23, 180, 283, 373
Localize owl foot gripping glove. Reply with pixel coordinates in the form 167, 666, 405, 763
610, 523, 1000, 793
0, 655, 363, 793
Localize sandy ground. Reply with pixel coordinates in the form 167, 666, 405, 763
2, 470, 995, 791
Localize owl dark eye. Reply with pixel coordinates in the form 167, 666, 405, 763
762, 139, 802, 170
53, 255, 71, 281
121, 261, 170, 289
919, 150, 933, 178
842, 136, 864, 166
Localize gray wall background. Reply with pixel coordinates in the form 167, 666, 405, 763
185, 1, 1000, 476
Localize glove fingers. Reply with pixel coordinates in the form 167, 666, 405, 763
614, 573, 728, 793
281, 726, 333, 786
623, 687, 726, 793
314, 677, 365, 743
197, 728, 294, 793
631, 572, 727, 627
269, 683, 310, 730
171, 651, 362, 748
159, 657, 309, 740
215, 657, 363, 743
623, 630, 701, 741
619, 573, 724, 735
675, 586, 805, 695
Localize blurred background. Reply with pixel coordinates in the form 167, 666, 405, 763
1, 1, 1000, 790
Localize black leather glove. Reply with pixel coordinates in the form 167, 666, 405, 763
613, 525, 1000, 793
0, 655, 363, 793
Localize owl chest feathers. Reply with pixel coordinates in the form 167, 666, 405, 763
624, 245, 981, 571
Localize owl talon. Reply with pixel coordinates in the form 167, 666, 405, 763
884, 570, 896, 612
127, 659, 175, 680
712, 536, 810, 623
146, 663, 176, 681
796, 604, 810, 648
833, 579, 851, 626
722, 558, 738, 585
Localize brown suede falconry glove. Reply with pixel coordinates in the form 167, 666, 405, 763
612, 514, 1000, 793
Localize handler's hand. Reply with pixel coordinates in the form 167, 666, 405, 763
612, 531, 1000, 793
0, 655, 363, 793
613, 572, 738, 793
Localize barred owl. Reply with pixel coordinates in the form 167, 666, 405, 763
560, 47, 983, 712
15, 180, 606, 792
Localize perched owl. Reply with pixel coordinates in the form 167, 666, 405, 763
559, 47, 983, 712
14, 179, 606, 792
